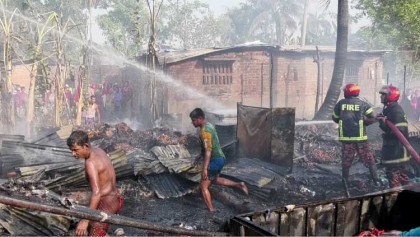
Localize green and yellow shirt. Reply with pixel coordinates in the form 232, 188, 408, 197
199, 122, 225, 159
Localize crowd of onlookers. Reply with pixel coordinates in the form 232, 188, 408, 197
64, 80, 134, 127
14, 80, 134, 128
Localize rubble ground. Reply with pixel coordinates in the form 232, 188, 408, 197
1, 122, 417, 236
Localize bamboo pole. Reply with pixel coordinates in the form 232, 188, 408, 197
0, 195, 226, 236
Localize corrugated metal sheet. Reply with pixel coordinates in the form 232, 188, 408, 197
0, 141, 73, 176
222, 158, 287, 188
150, 145, 193, 174
158, 48, 226, 64
408, 120, 420, 137
156, 44, 388, 65
29, 128, 68, 148
231, 185, 420, 236
0, 203, 70, 236
134, 145, 201, 198
130, 149, 168, 176
144, 173, 197, 199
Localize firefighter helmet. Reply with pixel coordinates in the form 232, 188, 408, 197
343, 84, 360, 98
379, 85, 400, 102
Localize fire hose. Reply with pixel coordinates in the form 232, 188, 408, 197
341, 118, 420, 198
384, 119, 420, 164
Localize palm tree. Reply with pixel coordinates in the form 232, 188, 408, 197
313, 0, 348, 120
246, 0, 303, 46
305, 11, 336, 45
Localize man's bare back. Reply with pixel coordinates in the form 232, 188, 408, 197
85, 147, 117, 196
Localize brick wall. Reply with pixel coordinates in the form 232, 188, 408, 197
10, 48, 385, 125
165, 49, 385, 123
166, 49, 272, 127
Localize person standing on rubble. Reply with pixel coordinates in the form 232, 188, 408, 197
332, 84, 381, 193
86, 95, 100, 130
189, 108, 248, 212
377, 85, 411, 188
67, 130, 124, 236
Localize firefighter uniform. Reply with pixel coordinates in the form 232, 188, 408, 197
379, 102, 411, 188
332, 84, 380, 192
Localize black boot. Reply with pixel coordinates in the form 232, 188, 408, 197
369, 165, 382, 187
342, 168, 350, 197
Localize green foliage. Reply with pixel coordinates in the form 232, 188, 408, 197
354, 0, 420, 50
1, 0, 90, 63
96, 0, 226, 52
159, 0, 224, 49
97, 0, 147, 56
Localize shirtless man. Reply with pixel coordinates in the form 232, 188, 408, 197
189, 108, 248, 212
86, 96, 100, 129
67, 130, 123, 236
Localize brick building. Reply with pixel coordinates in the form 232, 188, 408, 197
7, 44, 388, 129
145, 44, 387, 127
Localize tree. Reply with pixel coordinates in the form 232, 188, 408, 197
354, 0, 420, 51
97, 0, 149, 56
145, 0, 163, 124
314, 0, 349, 120
26, 13, 57, 135
160, 0, 223, 49
0, 0, 16, 132
97, 0, 224, 50
305, 11, 336, 45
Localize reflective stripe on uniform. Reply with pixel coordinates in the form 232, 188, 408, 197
382, 147, 410, 164
365, 108, 373, 115
338, 119, 367, 141
339, 136, 368, 141
395, 122, 408, 127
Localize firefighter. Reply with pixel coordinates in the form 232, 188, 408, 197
332, 84, 381, 195
377, 85, 411, 188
